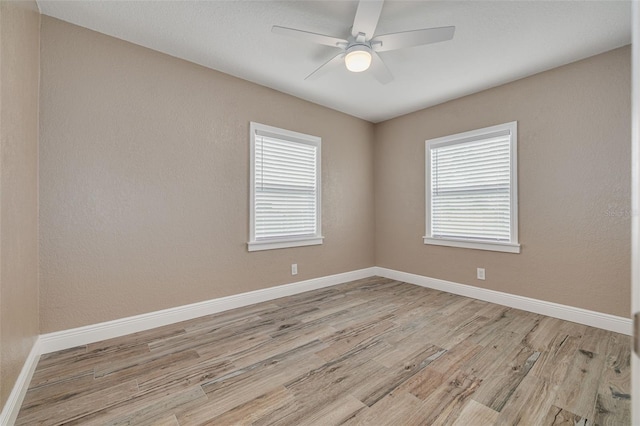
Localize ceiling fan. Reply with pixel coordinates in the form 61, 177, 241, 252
272, 0, 455, 84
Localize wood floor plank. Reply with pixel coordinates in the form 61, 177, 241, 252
93, 349, 200, 381
60, 381, 206, 425
296, 394, 367, 426
180, 342, 326, 423
86, 323, 187, 354
389, 287, 456, 317
522, 316, 571, 352
577, 325, 612, 356
451, 399, 498, 426
373, 340, 446, 370
315, 319, 396, 362
257, 393, 366, 426
469, 300, 510, 320
528, 334, 580, 385
35, 345, 87, 371
420, 370, 483, 425
355, 344, 447, 407
442, 299, 491, 325
146, 414, 180, 426
19, 372, 170, 422
323, 301, 398, 331
29, 343, 150, 389
101, 386, 208, 426
15, 380, 139, 425
396, 341, 494, 403
429, 314, 493, 350
542, 405, 588, 425
383, 313, 446, 345
471, 344, 540, 412
146, 314, 267, 354
495, 374, 561, 425
193, 329, 274, 360
19, 371, 96, 415
282, 340, 392, 417
180, 302, 281, 333
268, 314, 346, 340
300, 298, 370, 324
435, 295, 476, 317
16, 277, 630, 425
462, 330, 524, 379
593, 333, 631, 426
390, 304, 441, 327
135, 355, 235, 393
554, 346, 606, 419
342, 391, 426, 426
228, 325, 335, 369
467, 308, 518, 346
206, 386, 297, 425
427, 340, 484, 376
503, 310, 543, 335
395, 365, 447, 401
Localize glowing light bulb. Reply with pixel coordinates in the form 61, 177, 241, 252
345, 46, 372, 72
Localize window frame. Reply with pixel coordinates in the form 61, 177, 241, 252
248, 122, 323, 252
424, 121, 520, 254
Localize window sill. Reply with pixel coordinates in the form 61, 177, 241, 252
248, 236, 324, 252
423, 237, 520, 254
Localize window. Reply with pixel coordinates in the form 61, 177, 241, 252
248, 122, 323, 252
424, 121, 520, 253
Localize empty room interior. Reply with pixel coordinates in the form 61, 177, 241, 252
0, 0, 637, 424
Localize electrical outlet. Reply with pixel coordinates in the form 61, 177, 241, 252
477, 268, 485, 280
291, 264, 298, 275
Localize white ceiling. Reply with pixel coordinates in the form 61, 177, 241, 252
37, 1, 631, 123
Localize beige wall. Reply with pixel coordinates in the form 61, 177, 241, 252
39, 17, 375, 333
0, 0, 40, 407
374, 46, 631, 318
38, 16, 631, 333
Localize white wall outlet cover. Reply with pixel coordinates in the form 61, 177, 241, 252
477, 268, 485, 280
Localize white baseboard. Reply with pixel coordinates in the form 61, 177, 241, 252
0, 338, 41, 426
374, 267, 632, 336
36, 265, 633, 354
3, 266, 630, 424
39, 267, 377, 354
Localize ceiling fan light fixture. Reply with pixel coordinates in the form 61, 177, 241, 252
345, 45, 372, 72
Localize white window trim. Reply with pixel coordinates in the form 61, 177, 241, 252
248, 122, 323, 252
424, 121, 520, 254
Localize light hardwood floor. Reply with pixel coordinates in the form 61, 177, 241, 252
16, 277, 630, 425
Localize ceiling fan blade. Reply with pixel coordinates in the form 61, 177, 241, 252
372, 26, 455, 52
351, 0, 384, 39
369, 51, 393, 84
305, 53, 345, 81
272, 26, 348, 48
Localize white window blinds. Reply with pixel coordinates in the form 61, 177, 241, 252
249, 123, 322, 251
425, 122, 519, 253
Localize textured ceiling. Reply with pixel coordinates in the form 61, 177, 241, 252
37, 1, 631, 123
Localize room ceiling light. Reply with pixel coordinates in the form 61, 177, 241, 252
345, 45, 372, 73
272, 0, 457, 84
